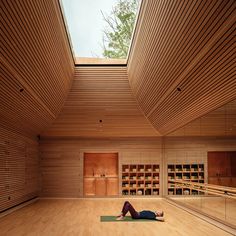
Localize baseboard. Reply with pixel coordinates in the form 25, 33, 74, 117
0, 197, 39, 218
39, 196, 162, 200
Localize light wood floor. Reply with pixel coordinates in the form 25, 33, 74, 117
0, 198, 233, 236
171, 196, 236, 226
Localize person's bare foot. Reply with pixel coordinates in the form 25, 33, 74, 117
116, 215, 124, 220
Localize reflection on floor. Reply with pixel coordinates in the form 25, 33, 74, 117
0, 198, 233, 236
170, 196, 236, 226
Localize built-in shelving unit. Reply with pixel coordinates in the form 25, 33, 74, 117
167, 164, 205, 195
122, 164, 160, 196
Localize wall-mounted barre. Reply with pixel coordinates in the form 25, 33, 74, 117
169, 179, 236, 200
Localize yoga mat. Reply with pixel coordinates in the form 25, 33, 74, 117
100, 216, 157, 222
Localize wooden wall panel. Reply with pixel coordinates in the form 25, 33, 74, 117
41, 149, 81, 198
128, 0, 236, 135
0, 0, 74, 138
42, 67, 158, 138
0, 127, 39, 212
40, 138, 162, 197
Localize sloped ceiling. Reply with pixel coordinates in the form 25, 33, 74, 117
41, 66, 159, 138
168, 99, 236, 137
0, 0, 74, 137
128, 0, 236, 135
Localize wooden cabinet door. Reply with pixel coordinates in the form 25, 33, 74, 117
84, 153, 118, 177
208, 151, 236, 187
84, 153, 118, 197
230, 152, 236, 177
208, 177, 232, 187
218, 177, 232, 187
106, 178, 118, 196
95, 178, 106, 196
231, 177, 236, 187
208, 152, 231, 177
84, 178, 95, 196
208, 177, 219, 185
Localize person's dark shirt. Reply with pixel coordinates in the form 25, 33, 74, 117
138, 210, 156, 219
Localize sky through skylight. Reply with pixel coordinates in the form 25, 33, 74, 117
61, 0, 139, 59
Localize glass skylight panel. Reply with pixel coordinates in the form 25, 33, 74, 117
60, 0, 140, 61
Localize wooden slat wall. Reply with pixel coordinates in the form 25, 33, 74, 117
40, 136, 236, 198
168, 99, 236, 137
41, 67, 159, 138
0, 0, 73, 212
0, 0, 74, 138
128, 0, 236, 135
40, 138, 162, 197
0, 127, 39, 212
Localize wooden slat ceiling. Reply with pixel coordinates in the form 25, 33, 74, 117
1, 0, 235, 139
41, 67, 159, 138
0, 0, 74, 138
128, 0, 236, 135
168, 99, 236, 137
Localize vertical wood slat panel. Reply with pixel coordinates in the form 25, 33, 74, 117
0, 127, 39, 212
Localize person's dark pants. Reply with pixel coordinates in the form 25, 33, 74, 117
121, 201, 140, 219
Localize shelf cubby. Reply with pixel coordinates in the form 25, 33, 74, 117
167, 163, 205, 195
122, 164, 160, 196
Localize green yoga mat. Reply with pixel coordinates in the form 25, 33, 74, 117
100, 216, 157, 222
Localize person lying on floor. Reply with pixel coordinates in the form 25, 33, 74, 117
116, 201, 164, 221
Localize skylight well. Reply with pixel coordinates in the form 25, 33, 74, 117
60, 0, 141, 64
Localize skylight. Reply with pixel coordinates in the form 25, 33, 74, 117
60, 0, 140, 64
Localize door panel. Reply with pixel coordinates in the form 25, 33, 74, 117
95, 178, 106, 196
106, 178, 119, 196
208, 152, 230, 177
84, 178, 95, 196
208, 151, 235, 187
230, 152, 236, 176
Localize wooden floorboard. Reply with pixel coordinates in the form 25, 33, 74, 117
0, 198, 233, 236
